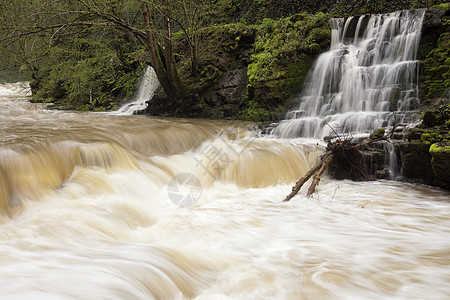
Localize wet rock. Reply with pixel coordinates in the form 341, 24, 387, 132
45, 104, 76, 110
423, 8, 446, 28
375, 169, 390, 180
369, 128, 385, 140
324, 135, 339, 142
430, 143, 450, 189
398, 141, 434, 185
392, 132, 404, 140
363, 148, 385, 177
202, 67, 249, 119
422, 110, 438, 127
262, 123, 278, 135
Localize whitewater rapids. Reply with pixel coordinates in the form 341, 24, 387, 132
0, 83, 449, 299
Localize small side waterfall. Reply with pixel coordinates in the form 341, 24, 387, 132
0, 82, 31, 97
116, 66, 160, 115
274, 10, 425, 139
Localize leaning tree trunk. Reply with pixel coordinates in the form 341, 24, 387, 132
141, 2, 187, 101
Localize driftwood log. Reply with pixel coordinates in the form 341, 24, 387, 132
284, 154, 332, 201
284, 130, 393, 201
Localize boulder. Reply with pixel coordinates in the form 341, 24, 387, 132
429, 143, 450, 189
423, 8, 446, 28
398, 141, 434, 184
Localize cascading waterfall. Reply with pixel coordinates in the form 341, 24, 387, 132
115, 66, 160, 115
274, 10, 425, 139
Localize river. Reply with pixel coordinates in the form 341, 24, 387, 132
1, 83, 449, 299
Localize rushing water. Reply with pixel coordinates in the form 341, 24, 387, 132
1, 83, 450, 299
274, 10, 425, 138
115, 66, 160, 115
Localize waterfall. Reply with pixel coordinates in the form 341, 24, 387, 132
274, 10, 425, 139
0, 82, 31, 97
115, 66, 160, 115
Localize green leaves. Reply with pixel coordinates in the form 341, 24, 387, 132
423, 32, 450, 103
31, 34, 143, 109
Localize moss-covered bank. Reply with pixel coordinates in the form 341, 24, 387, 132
147, 12, 331, 121
242, 13, 329, 121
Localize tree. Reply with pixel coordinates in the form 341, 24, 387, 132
0, 0, 214, 105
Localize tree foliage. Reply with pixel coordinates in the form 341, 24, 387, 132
0, 0, 216, 107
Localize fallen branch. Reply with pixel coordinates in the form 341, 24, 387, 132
284, 127, 396, 202
284, 154, 332, 201
283, 158, 326, 201
349, 135, 388, 149
306, 155, 332, 197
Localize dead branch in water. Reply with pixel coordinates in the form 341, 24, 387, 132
306, 155, 332, 197
284, 126, 397, 201
283, 155, 330, 202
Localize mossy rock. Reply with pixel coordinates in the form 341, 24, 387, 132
407, 128, 425, 141
423, 110, 439, 126
432, 3, 450, 10
421, 104, 450, 129
398, 141, 434, 184
430, 142, 450, 154
369, 128, 385, 140
306, 27, 331, 47
421, 129, 444, 144
306, 43, 322, 54
429, 143, 450, 188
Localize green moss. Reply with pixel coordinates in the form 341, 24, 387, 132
241, 98, 272, 121
421, 130, 443, 144
432, 3, 450, 9
430, 143, 450, 154
423, 30, 450, 103
370, 128, 385, 140
242, 12, 330, 120
181, 22, 255, 87
306, 43, 321, 54
247, 12, 330, 86
306, 27, 331, 47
